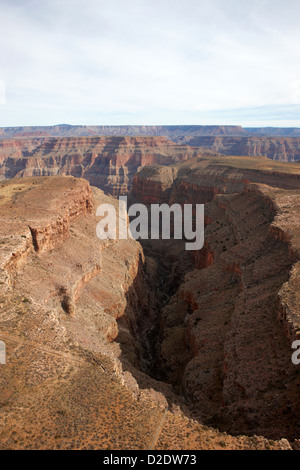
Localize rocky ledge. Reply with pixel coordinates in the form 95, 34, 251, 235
131, 155, 300, 442
0, 136, 217, 196
176, 136, 300, 162
0, 175, 292, 450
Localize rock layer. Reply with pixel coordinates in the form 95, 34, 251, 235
0, 124, 250, 139
1, 124, 300, 139
176, 136, 300, 162
0, 136, 215, 195
0, 176, 291, 450
131, 155, 300, 440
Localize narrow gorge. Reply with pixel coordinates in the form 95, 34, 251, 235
0, 153, 300, 450
120, 157, 300, 442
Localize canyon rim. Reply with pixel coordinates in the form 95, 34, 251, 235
0, 140, 300, 452
1, 0, 300, 457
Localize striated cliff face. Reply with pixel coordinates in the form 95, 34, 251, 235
0, 177, 167, 449
2, 126, 300, 164
131, 156, 300, 441
1, 176, 290, 451
176, 136, 300, 162
0, 136, 216, 196
0, 176, 293, 450
0, 124, 249, 139
1, 124, 300, 139
132, 155, 300, 203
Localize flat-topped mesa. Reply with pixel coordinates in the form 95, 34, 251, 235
131, 156, 300, 439
0, 124, 248, 140
0, 177, 93, 262
0, 136, 217, 196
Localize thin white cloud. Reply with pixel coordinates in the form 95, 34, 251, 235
0, 80, 5, 104
0, 0, 299, 126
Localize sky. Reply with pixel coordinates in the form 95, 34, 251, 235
0, 0, 300, 127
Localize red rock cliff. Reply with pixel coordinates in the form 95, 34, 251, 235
0, 136, 216, 196
178, 136, 300, 162
131, 156, 300, 440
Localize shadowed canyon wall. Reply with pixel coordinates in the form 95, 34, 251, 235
130, 158, 300, 440
1, 176, 294, 450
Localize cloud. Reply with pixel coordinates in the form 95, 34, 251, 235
0, 81, 5, 105
0, 0, 300, 125
292, 80, 300, 105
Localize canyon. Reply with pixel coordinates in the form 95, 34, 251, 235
0, 136, 217, 196
0, 150, 300, 449
131, 156, 300, 441
0, 129, 299, 201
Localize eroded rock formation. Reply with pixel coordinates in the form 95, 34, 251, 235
0, 175, 294, 450
131, 155, 300, 441
0, 124, 251, 139
176, 136, 300, 162
0, 136, 216, 195
1, 125, 300, 163
1, 124, 300, 140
